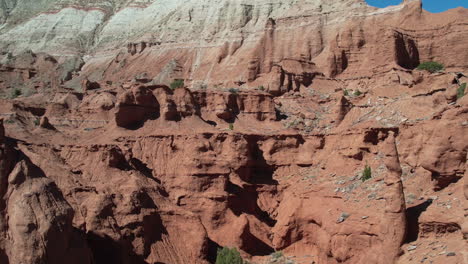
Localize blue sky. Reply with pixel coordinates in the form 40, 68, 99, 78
365, 0, 468, 13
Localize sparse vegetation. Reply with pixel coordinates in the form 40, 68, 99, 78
258, 85, 265, 91
229, 123, 234, 130
215, 247, 243, 264
457, 83, 466, 100
33, 118, 40, 126
286, 119, 299, 129
170, 79, 184, 90
361, 165, 372, 182
343, 89, 349, 96
11, 88, 22, 98
228, 88, 239, 94
76, 33, 93, 55
271, 251, 283, 260
268, 251, 295, 264
416, 61, 444, 73
22, 88, 36, 97
353, 90, 362, 96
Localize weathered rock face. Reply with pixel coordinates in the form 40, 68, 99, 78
1, 68, 467, 263
114, 85, 160, 128
4, 160, 92, 264
0, 50, 84, 98
0, 0, 467, 264
1, 0, 467, 92
0, 128, 92, 264
399, 107, 467, 191
112, 84, 277, 127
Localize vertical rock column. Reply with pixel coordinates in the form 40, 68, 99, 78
0, 118, 6, 264
462, 153, 468, 240
378, 131, 407, 264
333, 96, 353, 125
0, 117, 11, 195
0, 119, 3, 141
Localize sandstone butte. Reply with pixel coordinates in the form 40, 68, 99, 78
0, 0, 467, 263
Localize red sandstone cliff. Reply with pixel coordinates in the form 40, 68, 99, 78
0, 0, 467, 264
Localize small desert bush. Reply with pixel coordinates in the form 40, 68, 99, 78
11, 88, 22, 98
229, 123, 234, 130
271, 251, 283, 260
361, 165, 372, 182
170, 79, 184, 90
457, 83, 466, 99
216, 247, 243, 264
353, 90, 362, 96
269, 251, 294, 264
343, 89, 349, 96
228, 88, 239, 94
416, 61, 444, 73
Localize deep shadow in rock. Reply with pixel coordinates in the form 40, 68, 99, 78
86, 232, 124, 264
205, 120, 217, 126
394, 32, 420, 69
226, 181, 277, 227
431, 171, 462, 191
142, 213, 168, 257
225, 93, 241, 123
130, 157, 161, 183
405, 199, 433, 243
118, 109, 160, 130
275, 109, 288, 121
363, 127, 399, 145
239, 224, 275, 256
238, 136, 277, 185
205, 237, 222, 264
0, 249, 9, 264
0, 138, 20, 211
84, 207, 168, 264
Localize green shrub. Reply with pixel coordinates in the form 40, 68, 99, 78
416, 61, 444, 73
228, 88, 239, 94
258, 85, 265, 91
457, 83, 466, 100
353, 90, 362, 96
33, 118, 40, 126
170, 79, 184, 90
361, 165, 372, 182
343, 89, 349, 96
11, 88, 22, 98
229, 123, 234, 130
216, 247, 243, 264
271, 251, 283, 260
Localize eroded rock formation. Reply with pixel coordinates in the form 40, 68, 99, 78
0, 120, 92, 264
1, 0, 467, 93
0, 0, 467, 264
